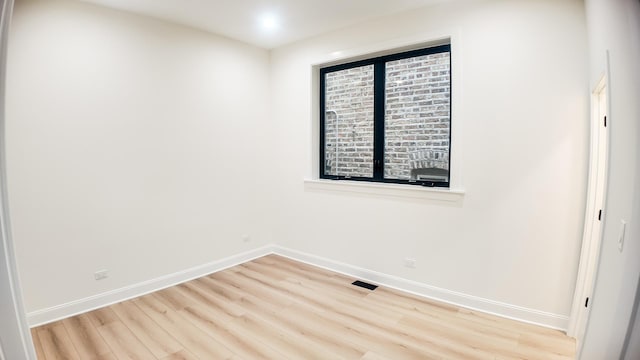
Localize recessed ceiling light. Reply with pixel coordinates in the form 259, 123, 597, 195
260, 13, 279, 31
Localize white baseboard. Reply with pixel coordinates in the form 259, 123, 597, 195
272, 245, 569, 331
27, 243, 569, 331
27, 245, 274, 327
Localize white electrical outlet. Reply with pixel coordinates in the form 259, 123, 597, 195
94, 270, 109, 281
618, 220, 627, 252
404, 258, 416, 268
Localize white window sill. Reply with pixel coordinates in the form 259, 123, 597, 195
303, 178, 465, 203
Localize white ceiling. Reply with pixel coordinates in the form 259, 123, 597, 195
78, 0, 446, 49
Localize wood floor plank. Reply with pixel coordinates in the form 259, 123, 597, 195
395, 315, 511, 359
179, 303, 288, 359
111, 300, 184, 358
517, 332, 575, 358
155, 286, 195, 312
208, 274, 290, 315
223, 266, 340, 315
175, 281, 246, 319
160, 349, 199, 360
96, 321, 156, 360
62, 314, 111, 359
457, 307, 564, 337
37, 323, 81, 360
212, 270, 298, 309
93, 353, 117, 360
33, 255, 575, 360
30, 328, 46, 360
367, 285, 460, 316
360, 351, 393, 360
134, 293, 234, 359
249, 257, 371, 298
233, 311, 348, 359
192, 276, 244, 301
86, 307, 119, 328
274, 304, 370, 358
281, 303, 442, 360
368, 293, 520, 345
238, 261, 289, 281
279, 276, 404, 327
218, 277, 366, 359
254, 255, 363, 290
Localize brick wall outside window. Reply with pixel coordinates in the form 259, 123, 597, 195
324, 52, 450, 179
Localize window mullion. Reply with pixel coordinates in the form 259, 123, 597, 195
373, 61, 385, 181
319, 69, 328, 179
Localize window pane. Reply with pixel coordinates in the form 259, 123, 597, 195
324, 65, 374, 178
384, 52, 450, 182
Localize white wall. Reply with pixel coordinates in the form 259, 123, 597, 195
6, 0, 272, 316
270, 0, 589, 326
581, 0, 640, 358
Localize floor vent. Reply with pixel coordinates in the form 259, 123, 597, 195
352, 280, 378, 291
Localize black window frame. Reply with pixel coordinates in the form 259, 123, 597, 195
319, 44, 452, 188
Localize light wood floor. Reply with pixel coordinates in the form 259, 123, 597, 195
31, 254, 575, 360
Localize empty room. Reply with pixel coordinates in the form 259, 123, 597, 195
0, 0, 639, 359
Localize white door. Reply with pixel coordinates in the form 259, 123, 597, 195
0, 0, 36, 359
568, 73, 610, 355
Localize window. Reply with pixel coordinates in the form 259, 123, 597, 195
320, 44, 451, 187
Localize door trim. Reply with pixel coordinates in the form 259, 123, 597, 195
0, 0, 36, 358
568, 52, 612, 354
